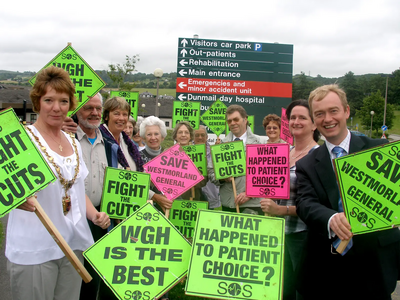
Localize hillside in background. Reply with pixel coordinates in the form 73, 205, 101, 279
2, 69, 399, 108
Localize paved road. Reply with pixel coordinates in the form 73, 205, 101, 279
389, 134, 400, 141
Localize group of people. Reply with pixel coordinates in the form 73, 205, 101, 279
5, 66, 400, 300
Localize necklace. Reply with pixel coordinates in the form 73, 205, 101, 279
35, 124, 63, 152
290, 141, 313, 161
26, 126, 80, 215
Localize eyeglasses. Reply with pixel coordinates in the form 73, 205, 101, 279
82, 106, 102, 112
195, 133, 206, 137
266, 126, 279, 130
227, 117, 241, 124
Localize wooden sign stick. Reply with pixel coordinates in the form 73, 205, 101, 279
31, 196, 92, 283
190, 187, 195, 201
165, 208, 170, 219
232, 177, 239, 213
336, 239, 351, 254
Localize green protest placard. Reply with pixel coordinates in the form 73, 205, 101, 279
169, 200, 208, 238
84, 203, 192, 300
200, 99, 227, 136
185, 210, 285, 299
182, 144, 207, 176
100, 167, 150, 219
210, 141, 246, 180
226, 115, 254, 135
0, 108, 56, 217
172, 101, 201, 129
110, 91, 139, 121
29, 44, 106, 117
334, 141, 400, 235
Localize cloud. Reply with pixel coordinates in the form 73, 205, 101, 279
1, 0, 399, 77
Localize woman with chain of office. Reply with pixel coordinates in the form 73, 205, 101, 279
6, 66, 110, 300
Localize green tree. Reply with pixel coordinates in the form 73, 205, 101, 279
292, 72, 316, 100
355, 91, 394, 136
358, 75, 385, 98
388, 69, 400, 106
107, 55, 139, 90
341, 71, 363, 116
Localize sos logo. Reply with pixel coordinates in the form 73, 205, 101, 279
349, 207, 375, 229
124, 290, 150, 300
61, 53, 77, 60
162, 187, 178, 196
217, 282, 252, 298
388, 145, 400, 160
118, 171, 138, 181
259, 187, 276, 196
119, 92, 131, 98
181, 201, 197, 209
136, 212, 160, 222
220, 144, 234, 151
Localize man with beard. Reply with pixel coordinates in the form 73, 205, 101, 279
63, 93, 118, 300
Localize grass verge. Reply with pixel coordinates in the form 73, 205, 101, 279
347, 110, 400, 138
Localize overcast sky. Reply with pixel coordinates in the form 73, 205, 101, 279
1, 0, 399, 78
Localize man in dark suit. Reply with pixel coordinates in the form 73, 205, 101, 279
295, 84, 400, 300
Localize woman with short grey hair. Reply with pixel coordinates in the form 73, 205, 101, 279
139, 116, 171, 213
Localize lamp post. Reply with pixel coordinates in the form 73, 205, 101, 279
153, 68, 163, 117
370, 111, 375, 137
141, 104, 146, 117
381, 74, 394, 127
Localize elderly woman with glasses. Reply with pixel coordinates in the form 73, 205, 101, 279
263, 114, 285, 144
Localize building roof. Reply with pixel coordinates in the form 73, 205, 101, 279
0, 85, 32, 109
0, 85, 175, 119
138, 97, 174, 118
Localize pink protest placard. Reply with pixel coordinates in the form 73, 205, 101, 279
246, 144, 290, 199
143, 144, 204, 200
280, 107, 293, 145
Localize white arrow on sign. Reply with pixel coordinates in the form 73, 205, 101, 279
179, 69, 187, 76
178, 94, 186, 101
181, 39, 188, 47
178, 82, 187, 89
180, 49, 187, 57
179, 59, 187, 66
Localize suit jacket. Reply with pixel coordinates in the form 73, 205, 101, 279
295, 133, 400, 299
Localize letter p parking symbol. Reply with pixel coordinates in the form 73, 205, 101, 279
254, 44, 262, 51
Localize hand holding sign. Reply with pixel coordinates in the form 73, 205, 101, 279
17, 195, 36, 212
234, 192, 251, 206
330, 212, 353, 241
61, 117, 78, 134
260, 198, 281, 216
152, 194, 173, 212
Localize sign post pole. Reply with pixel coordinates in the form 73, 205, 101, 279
32, 196, 92, 283
190, 187, 195, 201
232, 177, 239, 213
